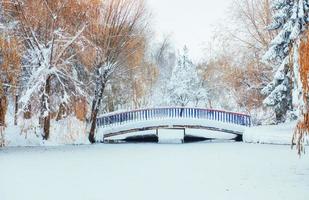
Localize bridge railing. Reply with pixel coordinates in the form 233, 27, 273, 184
96, 107, 251, 128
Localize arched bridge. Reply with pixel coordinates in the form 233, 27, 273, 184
95, 107, 251, 143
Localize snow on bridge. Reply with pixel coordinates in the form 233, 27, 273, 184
95, 107, 251, 142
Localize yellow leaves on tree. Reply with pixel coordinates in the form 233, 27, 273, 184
299, 38, 309, 102
125, 37, 158, 108
293, 33, 309, 155
0, 33, 21, 128
0, 36, 21, 93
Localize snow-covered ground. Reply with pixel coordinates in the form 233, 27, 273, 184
1, 143, 308, 200
244, 121, 309, 145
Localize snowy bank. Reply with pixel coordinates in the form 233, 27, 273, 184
4, 116, 89, 147
243, 121, 299, 145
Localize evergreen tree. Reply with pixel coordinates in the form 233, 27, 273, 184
262, 0, 309, 123
167, 46, 208, 107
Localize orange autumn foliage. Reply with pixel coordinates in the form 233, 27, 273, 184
299, 38, 309, 102
0, 32, 21, 128
293, 32, 309, 154
0, 36, 21, 93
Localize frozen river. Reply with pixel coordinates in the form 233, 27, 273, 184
1, 142, 309, 200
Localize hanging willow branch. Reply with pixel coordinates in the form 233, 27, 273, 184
292, 33, 309, 155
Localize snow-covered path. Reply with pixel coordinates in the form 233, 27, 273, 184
1, 143, 309, 200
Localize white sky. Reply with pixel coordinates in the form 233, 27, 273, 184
147, 0, 233, 61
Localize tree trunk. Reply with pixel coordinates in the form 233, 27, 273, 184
0, 95, 7, 147
14, 95, 18, 125
56, 103, 67, 121
88, 82, 106, 144
0, 96, 7, 127
42, 76, 51, 140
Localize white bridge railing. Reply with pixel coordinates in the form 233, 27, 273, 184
96, 107, 251, 128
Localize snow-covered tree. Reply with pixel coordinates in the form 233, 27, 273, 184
262, 0, 309, 123
84, 0, 149, 143
261, 57, 293, 123
4, 0, 90, 140
167, 46, 208, 107
262, 0, 309, 153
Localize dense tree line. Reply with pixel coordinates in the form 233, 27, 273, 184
201, 0, 308, 153
0, 0, 155, 144
0, 0, 308, 152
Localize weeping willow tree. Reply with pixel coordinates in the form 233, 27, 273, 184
84, 0, 149, 143
293, 33, 309, 155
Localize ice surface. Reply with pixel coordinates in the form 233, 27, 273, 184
1, 143, 309, 200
